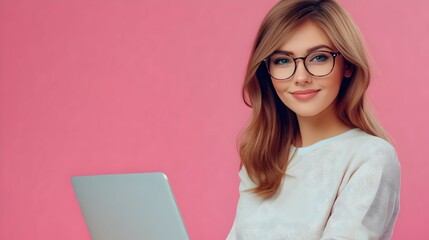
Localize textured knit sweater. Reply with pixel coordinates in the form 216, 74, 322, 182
227, 128, 400, 240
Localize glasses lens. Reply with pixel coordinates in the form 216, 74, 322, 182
305, 51, 335, 77
268, 54, 295, 79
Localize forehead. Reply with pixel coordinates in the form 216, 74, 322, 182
278, 21, 335, 54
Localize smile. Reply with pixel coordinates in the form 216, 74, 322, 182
290, 89, 320, 100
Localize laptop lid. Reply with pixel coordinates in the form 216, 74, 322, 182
71, 172, 189, 240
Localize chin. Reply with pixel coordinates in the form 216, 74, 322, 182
294, 111, 324, 118
287, 105, 329, 118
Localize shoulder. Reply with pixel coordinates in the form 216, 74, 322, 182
343, 129, 400, 181
332, 130, 401, 207
345, 129, 398, 162
238, 166, 257, 191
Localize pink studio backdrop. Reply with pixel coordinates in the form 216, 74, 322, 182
0, 0, 428, 239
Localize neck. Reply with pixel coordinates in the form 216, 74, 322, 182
295, 105, 351, 147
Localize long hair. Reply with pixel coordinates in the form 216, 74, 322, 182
239, 0, 388, 199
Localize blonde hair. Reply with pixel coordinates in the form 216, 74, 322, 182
239, 0, 387, 199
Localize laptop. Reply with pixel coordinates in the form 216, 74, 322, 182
71, 172, 189, 240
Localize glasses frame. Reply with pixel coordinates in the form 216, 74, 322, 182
263, 51, 341, 80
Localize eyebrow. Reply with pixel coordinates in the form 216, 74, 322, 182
273, 44, 334, 55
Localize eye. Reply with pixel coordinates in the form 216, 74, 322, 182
274, 58, 290, 65
271, 55, 293, 66
309, 53, 330, 62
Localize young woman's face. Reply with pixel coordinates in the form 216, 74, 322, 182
270, 21, 352, 119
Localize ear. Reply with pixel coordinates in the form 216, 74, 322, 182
344, 62, 354, 78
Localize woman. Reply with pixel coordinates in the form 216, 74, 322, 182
227, 0, 400, 239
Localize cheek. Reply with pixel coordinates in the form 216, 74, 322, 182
334, 60, 346, 79
271, 81, 289, 101
331, 72, 344, 91
271, 80, 295, 107
323, 62, 345, 92
271, 80, 290, 94
318, 77, 342, 101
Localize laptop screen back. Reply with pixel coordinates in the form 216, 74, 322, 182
71, 172, 189, 240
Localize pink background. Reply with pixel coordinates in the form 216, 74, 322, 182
1, 0, 428, 239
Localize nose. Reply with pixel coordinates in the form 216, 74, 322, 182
294, 60, 311, 85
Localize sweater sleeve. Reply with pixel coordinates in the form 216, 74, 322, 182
321, 144, 401, 240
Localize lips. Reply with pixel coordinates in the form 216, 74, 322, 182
290, 89, 320, 100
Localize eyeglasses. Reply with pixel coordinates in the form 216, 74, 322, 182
263, 51, 341, 80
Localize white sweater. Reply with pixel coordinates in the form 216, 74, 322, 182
227, 128, 400, 240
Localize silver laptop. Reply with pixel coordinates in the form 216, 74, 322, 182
71, 172, 189, 240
